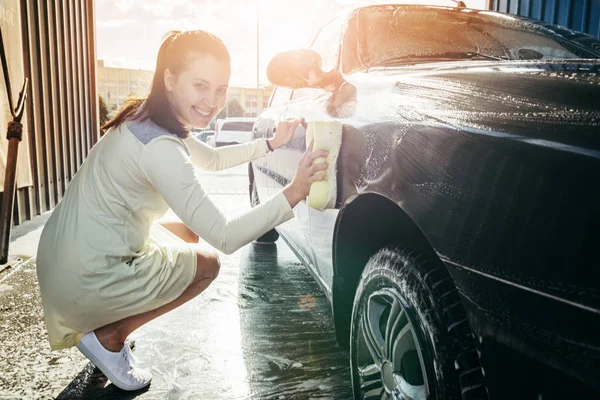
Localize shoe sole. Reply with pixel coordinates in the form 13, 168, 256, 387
76, 340, 151, 391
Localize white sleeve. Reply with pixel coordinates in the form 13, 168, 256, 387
182, 135, 270, 171
140, 137, 293, 255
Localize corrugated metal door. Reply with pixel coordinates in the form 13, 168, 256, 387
491, 0, 600, 37
6, 0, 98, 226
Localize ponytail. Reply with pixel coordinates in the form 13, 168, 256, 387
101, 97, 144, 133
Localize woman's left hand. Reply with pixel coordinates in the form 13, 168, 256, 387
269, 117, 305, 150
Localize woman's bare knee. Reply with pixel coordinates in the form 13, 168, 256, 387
194, 247, 220, 282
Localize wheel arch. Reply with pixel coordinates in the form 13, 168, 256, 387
331, 192, 440, 346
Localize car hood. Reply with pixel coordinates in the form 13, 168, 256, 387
347, 60, 600, 153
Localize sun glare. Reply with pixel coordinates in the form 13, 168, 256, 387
96, 0, 489, 87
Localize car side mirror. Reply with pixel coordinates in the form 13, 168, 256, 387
267, 49, 332, 89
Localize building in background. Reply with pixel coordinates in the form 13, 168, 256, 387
96, 60, 273, 117
226, 86, 273, 117
96, 60, 153, 111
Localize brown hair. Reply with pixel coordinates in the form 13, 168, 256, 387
102, 30, 231, 138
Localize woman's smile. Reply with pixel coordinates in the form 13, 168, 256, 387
192, 106, 212, 117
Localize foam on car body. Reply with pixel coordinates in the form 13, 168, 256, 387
306, 120, 343, 210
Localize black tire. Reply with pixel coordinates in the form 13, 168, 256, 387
254, 229, 280, 244
350, 247, 487, 400
249, 164, 280, 244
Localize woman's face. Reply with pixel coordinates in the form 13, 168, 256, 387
164, 52, 231, 128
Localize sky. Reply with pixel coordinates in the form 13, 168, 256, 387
95, 0, 488, 87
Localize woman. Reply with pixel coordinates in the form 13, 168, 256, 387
36, 30, 328, 391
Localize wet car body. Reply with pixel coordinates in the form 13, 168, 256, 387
250, 4, 600, 397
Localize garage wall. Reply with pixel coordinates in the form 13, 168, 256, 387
0, 0, 98, 227
491, 0, 600, 37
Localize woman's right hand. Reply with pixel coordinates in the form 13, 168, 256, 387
283, 145, 329, 208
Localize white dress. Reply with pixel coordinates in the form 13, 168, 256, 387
36, 119, 294, 350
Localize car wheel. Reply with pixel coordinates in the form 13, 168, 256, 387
350, 247, 487, 400
249, 165, 280, 244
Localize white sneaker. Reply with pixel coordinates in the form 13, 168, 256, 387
76, 331, 152, 391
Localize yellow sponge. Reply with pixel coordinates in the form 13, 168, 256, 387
305, 120, 343, 210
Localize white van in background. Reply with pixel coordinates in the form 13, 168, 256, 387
215, 117, 256, 147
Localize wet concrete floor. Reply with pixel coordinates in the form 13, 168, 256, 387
56, 239, 352, 400
0, 166, 353, 400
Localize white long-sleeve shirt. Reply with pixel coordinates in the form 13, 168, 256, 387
36, 117, 295, 349
138, 122, 293, 254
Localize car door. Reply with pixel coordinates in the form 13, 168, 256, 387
280, 88, 334, 288
276, 17, 346, 292
268, 89, 327, 281
305, 18, 347, 291
264, 88, 318, 269
252, 87, 292, 201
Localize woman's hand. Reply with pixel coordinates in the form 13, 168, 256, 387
269, 117, 305, 150
283, 142, 328, 208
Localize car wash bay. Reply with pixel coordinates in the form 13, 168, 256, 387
2, 1, 599, 399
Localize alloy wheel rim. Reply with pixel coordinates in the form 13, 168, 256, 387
356, 289, 429, 400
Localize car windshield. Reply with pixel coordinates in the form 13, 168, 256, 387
221, 121, 254, 131
355, 6, 600, 68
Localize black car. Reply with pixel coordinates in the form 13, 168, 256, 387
250, 4, 600, 399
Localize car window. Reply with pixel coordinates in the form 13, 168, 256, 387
310, 17, 344, 72
270, 87, 292, 107
221, 122, 254, 131
352, 6, 599, 69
